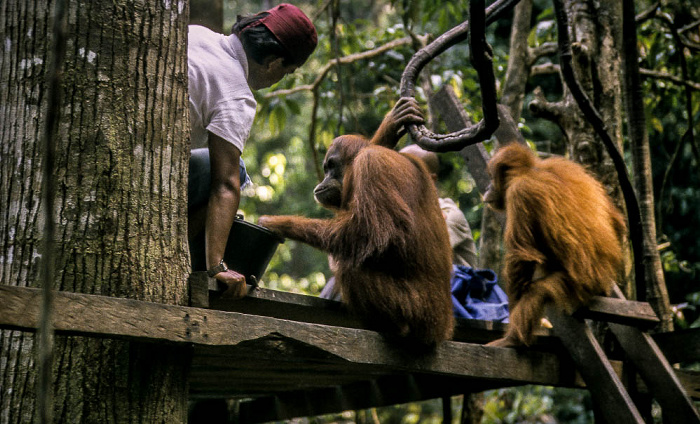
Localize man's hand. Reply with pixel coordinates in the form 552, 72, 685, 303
215, 269, 248, 299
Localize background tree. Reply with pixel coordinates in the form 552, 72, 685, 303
0, 0, 191, 421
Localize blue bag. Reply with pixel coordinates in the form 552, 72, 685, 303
451, 265, 509, 322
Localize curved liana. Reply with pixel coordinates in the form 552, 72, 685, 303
399, 0, 521, 152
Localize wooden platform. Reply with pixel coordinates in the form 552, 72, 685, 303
1, 280, 698, 423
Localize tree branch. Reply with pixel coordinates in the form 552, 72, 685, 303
311, 0, 333, 21
640, 68, 700, 91
529, 42, 559, 64
528, 86, 566, 123
635, 1, 660, 24
329, 0, 345, 135
679, 19, 700, 34
651, 12, 699, 165
622, 0, 673, 330
399, 0, 520, 152
531, 63, 560, 76
501, 0, 533, 120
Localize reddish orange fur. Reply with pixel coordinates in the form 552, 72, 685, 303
259, 134, 454, 346
486, 143, 626, 347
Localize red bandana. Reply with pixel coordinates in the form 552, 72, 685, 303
247, 3, 317, 65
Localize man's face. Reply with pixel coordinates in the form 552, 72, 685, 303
248, 57, 298, 90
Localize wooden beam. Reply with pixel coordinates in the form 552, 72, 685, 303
190, 272, 515, 344
547, 305, 646, 424
431, 85, 493, 195
189, 271, 362, 328
0, 285, 571, 387
606, 286, 700, 422
194, 273, 658, 345
5, 284, 696, 422
576, 296, 660, 329
609, 322, 700, 423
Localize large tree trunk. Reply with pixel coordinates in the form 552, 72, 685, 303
0, 1, 191, 422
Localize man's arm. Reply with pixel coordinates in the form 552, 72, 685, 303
206, 132, 247, 297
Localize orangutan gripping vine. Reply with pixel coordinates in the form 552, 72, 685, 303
258, 99, 454, 346
484, 143, 626, 347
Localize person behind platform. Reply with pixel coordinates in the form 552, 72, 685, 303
188, 4, 317, 296
399, 144, 478, 268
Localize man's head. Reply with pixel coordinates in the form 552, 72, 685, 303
233, 3, 317, 89
400, 144, 439, 179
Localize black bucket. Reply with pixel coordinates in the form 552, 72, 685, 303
190, 217, 284, 284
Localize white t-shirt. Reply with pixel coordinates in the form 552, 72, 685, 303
188, 25, 257, 152
440, 197, 478, 267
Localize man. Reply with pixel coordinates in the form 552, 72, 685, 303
399, 144, 478, 268
188, 4, 317, 296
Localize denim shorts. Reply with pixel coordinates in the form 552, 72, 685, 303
188, 147, 250, 210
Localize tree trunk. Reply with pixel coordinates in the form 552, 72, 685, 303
500, 0, 533, 121
0, 1, 191, 422
621, 0, 673, 331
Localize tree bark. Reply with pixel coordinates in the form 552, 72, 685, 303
500, 0, 533, 121
621, 0, 673, 331
0, 0, 191, 422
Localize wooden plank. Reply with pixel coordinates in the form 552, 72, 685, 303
576, 296, 660, 329
192, 272, 539, 346
201, 276, 659, 334
609, 322, 700, 423
0, 285, 573, 388
546, 306, 645, 424
189, 272, 210, 308
189, 271, 365, 329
